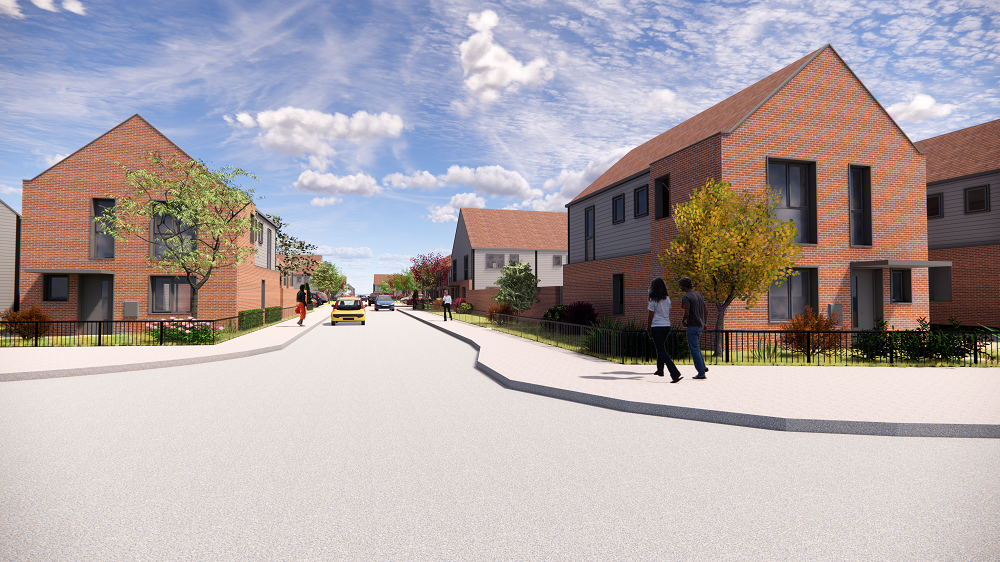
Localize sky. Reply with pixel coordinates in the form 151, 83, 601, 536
1, 0, 997, 291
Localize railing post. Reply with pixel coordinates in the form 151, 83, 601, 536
725, 331, 730, 363
159, 321, 164, 345
97, 321, 103, 347
34, 321, 39, 347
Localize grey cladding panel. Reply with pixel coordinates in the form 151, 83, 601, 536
927, 174, 1000, 249
568, 174, 651, 263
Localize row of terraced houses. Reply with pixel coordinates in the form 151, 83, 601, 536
442, 45, 998, 331
1, 44, 996, 331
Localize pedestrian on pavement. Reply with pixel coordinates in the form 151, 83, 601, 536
442, 292, 453, 321
679, 277, 708, 379
646, 277, 683, 383
296, 284, 307, 326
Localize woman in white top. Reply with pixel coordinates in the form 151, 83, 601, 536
646, 277, 682, 382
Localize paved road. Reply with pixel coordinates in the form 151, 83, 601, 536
1, 308, 997, 561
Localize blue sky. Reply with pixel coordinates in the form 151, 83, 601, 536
1, 0, 997, 290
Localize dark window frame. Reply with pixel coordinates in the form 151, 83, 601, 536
553, 255, 562, 266
509, 254, 519, 264
890, 269, 912, 303
485, 254, 504, 269
634, 186, 649, 217
612, 273, 624, 315
43, 274, 69, 302
927, 193, 943, 219
849, 166, 872, 246
612, 194, 625, 224
929, 266, 951, 302
151, 210, 196, 260
91, 198, 116, 260
150, 276, 192, 314
964, 186, 990, 214
654, 175, 670, 220
768, 267, 819, 322
584, 206, 595, 261
463, 255, 469, 280
452, 259, 457, 282
767, 159, 817, 245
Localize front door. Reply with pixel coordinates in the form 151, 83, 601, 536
78, 274, 113, 335
851, 269, 874, 330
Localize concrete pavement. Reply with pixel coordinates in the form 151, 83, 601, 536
399, 308, 1000, 438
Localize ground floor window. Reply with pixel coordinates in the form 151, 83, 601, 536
768, 268, 817, 321
152, 276, 192, 313
43, 274, 69, 302
929, 267, 951, 302
891, 269, 912, 303
612, 274, 624, 315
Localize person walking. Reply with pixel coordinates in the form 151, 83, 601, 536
679, 277, 708, 379
296, 284, 307, 326
442, 292, 453, 321
646, 277, 683, 383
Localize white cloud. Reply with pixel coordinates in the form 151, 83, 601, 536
382, 170, 439, 190
61, 0, 84, 15
1, 183, 23, 196
644, 89, 687, 116
0, 0, 23, 17
29, 0, 57, 11
309, 196, 341, 207
440, 164, 540, 201
44, 153, 67, 167
459, 10, 551, 104
317, 246, 374, 259
426, 192, 486, 223
525, 146, 633, 211
227, 107, 403, 171
294, 171, 381, 197
953, 16, 982, 33
377, 253, 411, 261
887, 94, 957, 122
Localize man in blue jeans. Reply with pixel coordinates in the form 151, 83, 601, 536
679, 277, 708, 379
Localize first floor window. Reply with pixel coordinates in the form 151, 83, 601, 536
927, 193, 943, 218
965, 186, 990, 213
508, 254, 519, 264
452, 259, 457, 282
553, 255, 562, 266
152, 276, 192, 313
654, 175, 669, 219
92, 198, 115, 259
612, 194, 625, 223
585, 206, 595, 261
44, 275, 69, 302
891, 269, 912, 303
634, 186, 649, 217
463, 255, 469, 280
769, 268, 816, 321
768, 160, 816, 244
485, 254, 504, 269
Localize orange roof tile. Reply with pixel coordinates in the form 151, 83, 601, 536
460, 208, 567, 250
915, 119, 1000, 184
571, 46, 827, 204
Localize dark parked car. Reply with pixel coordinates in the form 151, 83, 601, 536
312, 292, 328, 304
373, 294, 395, 311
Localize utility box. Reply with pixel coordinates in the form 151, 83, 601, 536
123, 301, 139, 318
827, 303, 843, 326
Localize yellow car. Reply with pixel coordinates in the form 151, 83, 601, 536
331, 297, 366, 326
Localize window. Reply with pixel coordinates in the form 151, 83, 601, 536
849, 167, 872, 246
612, 274, 624, 315
768, 161, 816, 244
152, 213, 195, 259
463, 255, 469, 280
654, 175, 670, 219
44, 275, 68, 302
768, 268, 817, 321
509, 254, 519, 264
927, 193, 943, 218
891, 269, 912, 303
965, 186, 990, 213
257, 220, 264, 244
553, 255, 562, 266
929, 267, 951, 302
485, 254, 504, 269
634, 186, 649, 217
612, 194, 625, 223
91, 198, 115, 259
452, 259, 457, 282
585, 206, 595, 261
151, 276, 192, 313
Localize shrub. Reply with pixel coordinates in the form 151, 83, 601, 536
458, 302, 474, 314
487, 301, 515, 324
581, 317, 689, 362
780, 306, 843, 355
0, 305, 54, 340
265, 306, 283, 323
145, 317, 219, 344
453, 297, 470, 309
850, 316, 986, 363
564, 301, 598, 326
542, 305, 568, 322
238, 308, 264, 331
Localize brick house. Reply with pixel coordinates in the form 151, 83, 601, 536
915, 119, 1000, 329
372, 274, 391, 294
564, 44, 946, 331
18, 114, 286, 329
448, 208, 567, 318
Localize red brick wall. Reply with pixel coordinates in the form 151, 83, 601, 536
929, 245, 1000, 328
18, 115, 282, 321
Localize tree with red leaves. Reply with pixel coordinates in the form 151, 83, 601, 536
410, 252, 451, 298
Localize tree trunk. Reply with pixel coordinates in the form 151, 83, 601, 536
713, 302, 729, 356
191, 286, 199, 319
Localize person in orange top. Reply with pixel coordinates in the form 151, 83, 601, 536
296, 284, 307, 326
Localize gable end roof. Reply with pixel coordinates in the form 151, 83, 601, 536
915, 119, 1000, 184
460, 208, 567, 250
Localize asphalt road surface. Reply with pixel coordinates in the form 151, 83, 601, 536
2, 308, 997, 561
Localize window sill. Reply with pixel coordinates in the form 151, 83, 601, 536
890, 301, 912, 305
634, 212, 649, 219
797, 243, 819, 247
849, 245, 873, 249
89, 257, 116, 260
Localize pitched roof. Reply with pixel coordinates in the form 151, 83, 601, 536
460, 208, 567, 250
571, 46, 831, 204
373, 273, 392, 286
914, 119, 1000, 184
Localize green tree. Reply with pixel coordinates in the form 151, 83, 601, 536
492, 260, 540, 314
381, 269, 414, 296
96, 151, 259, 318
311, 261, 346, 297
657, 179, 801, 343
266, 214, 318, 284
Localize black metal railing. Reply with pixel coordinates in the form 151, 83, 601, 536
0, 306, 300, 347
417, 305, 999, 367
